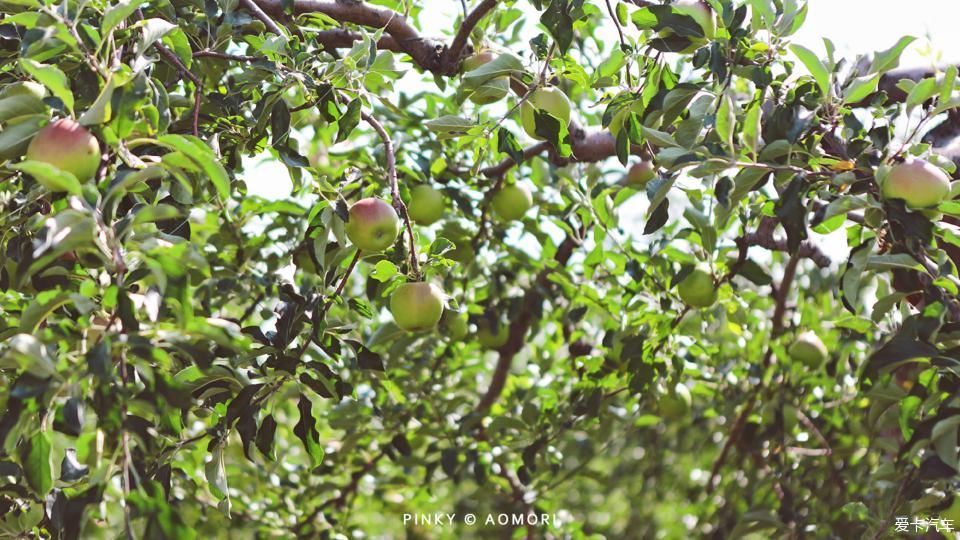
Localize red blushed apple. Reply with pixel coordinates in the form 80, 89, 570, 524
626, 160, 656, 187
390, 282, 445, 331
520, 87, 572, 140
26, 118, 101, 182
344, 197, 401, 252
882, 158, 952, 209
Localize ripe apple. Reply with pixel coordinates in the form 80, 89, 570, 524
344, 197, 401, 252
520, 87, 572, 140
788, 331, 828, 367
882, 158, 952, 209
477, 320, 509, 349
390, 282, 445, 331
492, 183, 533, 222
462, 51, 509, 105
658, 383, 692, 420
25, 118, 101, 182
677, 268, 717, 308
407, 185, 445, 225
626, 160, 656, 187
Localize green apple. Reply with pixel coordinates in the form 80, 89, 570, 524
477, 320, 509, 349
882, 158, 952, 209
943, 495, 960, 523
442, 310, 469, 340
407, 185, 445, 225
390, 282, 445, 331
658, 383, 692, 420
520, 87, 572, 140
344, 197, 401, 252
788, 331, 828, 367
492, 183, 533, 222
677, 268, 717, 308
626, 160, 656, 187
25, 118, 101, 182
463, 51, 509, 105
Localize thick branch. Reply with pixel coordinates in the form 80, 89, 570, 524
315, 29, 401, 53
440, 0, 499, 75
481, 126, 640, 178
476, 235, 578, 413
253, 0, 443, 72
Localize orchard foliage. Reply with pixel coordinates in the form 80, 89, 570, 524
1, 0, 960, 538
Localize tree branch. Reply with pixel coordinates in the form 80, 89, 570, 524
241, 0, 286, 36
315, 29, 402, 53
253, 0, 443, 72
360, 111, 420, 278
475, 234, 579, 413
480, 126, 641, 178
439, 0, 499, 74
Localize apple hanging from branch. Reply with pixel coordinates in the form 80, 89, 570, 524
407, 185, 445, 225
390, 282, 445, 331
520, 86, 572, 141
492, 183, 533, 222
25, 118, 101, 182
677, 267, 718, 308
881, 157, 952, 209
344, 197, 401, 252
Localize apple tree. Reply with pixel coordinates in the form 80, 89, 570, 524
1, 0, 960, 538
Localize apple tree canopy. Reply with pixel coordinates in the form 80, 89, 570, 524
1, 0, 960, 538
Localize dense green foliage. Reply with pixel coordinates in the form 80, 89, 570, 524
1, 0, 960, 538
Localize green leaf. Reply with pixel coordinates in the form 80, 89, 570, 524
336, 99, 360, 143
102, 0, 147, 37
19, 59, 74, 112
715, 93, 735, 154
869, 36, 916, 74
842, 73, 882, 104
424, 116, 476, 139
19, 292, 73, 334
157, 135, 231, 200
789, 44, 830, 98
11, 160, 83, 195
462, 53, 524, 89
19, 431, 53, 497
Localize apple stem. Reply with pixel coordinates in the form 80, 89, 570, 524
361, 111, 421, 279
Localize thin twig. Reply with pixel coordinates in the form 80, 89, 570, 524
360, 111, 420, 278
604, 0, 633, 87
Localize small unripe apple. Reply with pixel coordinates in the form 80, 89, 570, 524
520, 87, 573, 140
677, 268, 717, 308
462, 51, 509, 105
25, 118, 100, 182
390, 282, 445, 332
626, 160, 656, 187
492, 183, 533, 222
943, 495, 960, 523
788, 331, 828, 367
442, 310, 469, 340
477, 320, 509, 349
344, 197, 401, 252
658, 383, 692, 420
882, 158, 952, 209
407, 185, 445, 225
